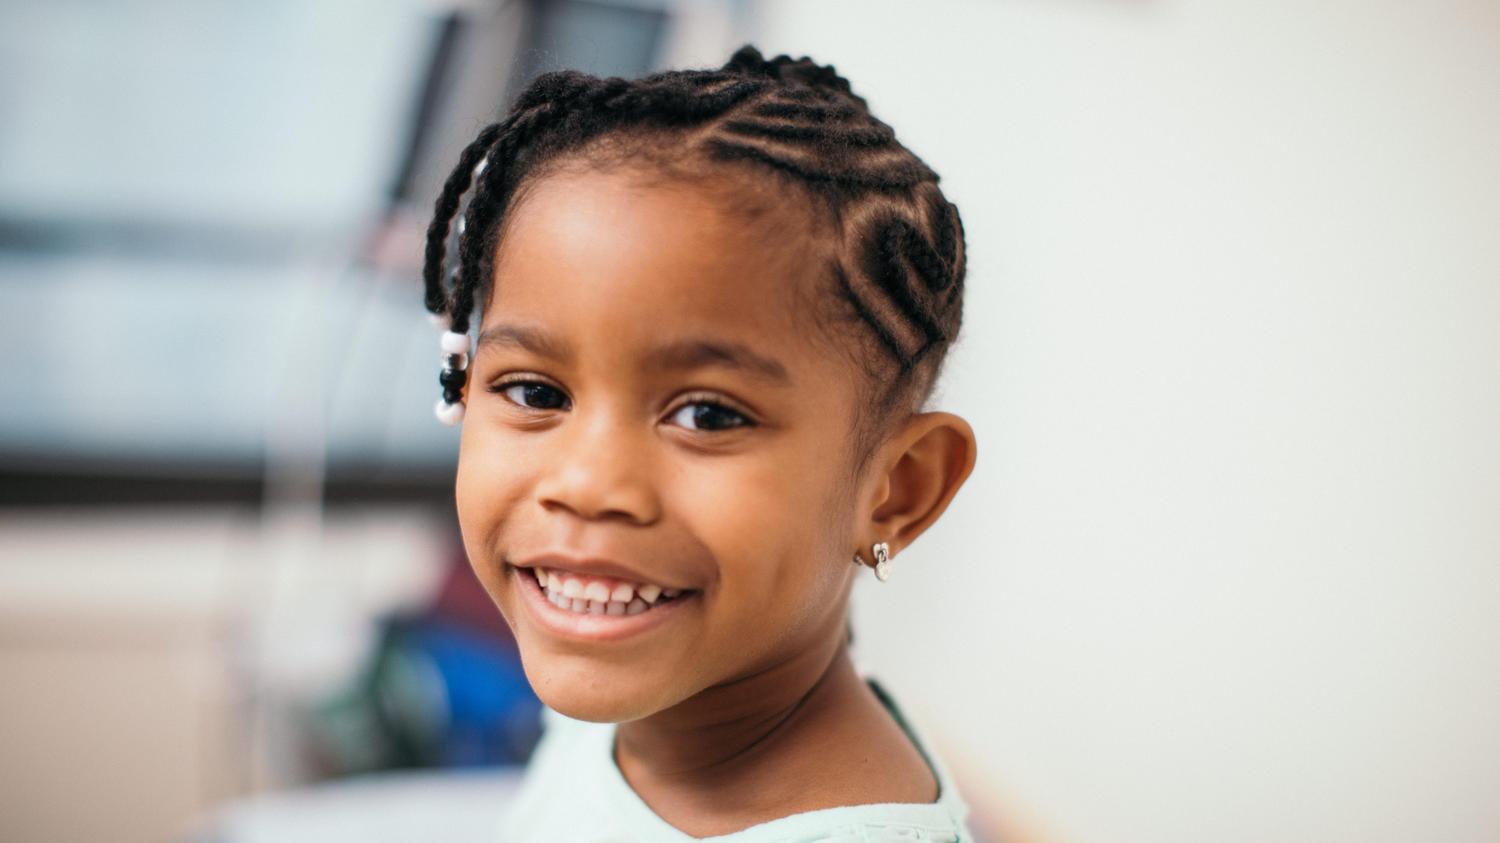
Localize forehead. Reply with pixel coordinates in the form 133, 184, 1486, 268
482, 164, 837, 378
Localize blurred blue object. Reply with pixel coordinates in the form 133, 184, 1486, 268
408, 617, 543, 767
311, 613, 543, 775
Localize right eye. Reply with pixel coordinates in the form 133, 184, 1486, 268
489, 379, 570, 411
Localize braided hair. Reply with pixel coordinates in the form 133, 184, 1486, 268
423, 44, 967, 474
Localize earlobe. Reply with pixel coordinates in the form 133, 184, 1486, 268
863, 411, 978, 556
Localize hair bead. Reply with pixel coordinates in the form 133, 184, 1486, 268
440, 330, 470, 355
439, 368, 467, 391
434, 398, 465, 426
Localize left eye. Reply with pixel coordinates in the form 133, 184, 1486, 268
669, 401, 752, 432
493, 381, 569, 410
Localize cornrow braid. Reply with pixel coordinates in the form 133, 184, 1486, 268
422, 44, 968, 466
422, 119, 508, 314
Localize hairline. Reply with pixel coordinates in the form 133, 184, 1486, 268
474, 142, 921, 488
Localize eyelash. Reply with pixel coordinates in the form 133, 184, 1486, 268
485, 377, 755, 433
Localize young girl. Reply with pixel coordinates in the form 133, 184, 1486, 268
421, 44, 979, 841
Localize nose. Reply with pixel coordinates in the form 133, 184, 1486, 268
533, 409, 662, 525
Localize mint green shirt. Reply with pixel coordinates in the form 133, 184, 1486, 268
498, 679, 975, 841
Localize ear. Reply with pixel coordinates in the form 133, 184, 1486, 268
857, 411, 978, 557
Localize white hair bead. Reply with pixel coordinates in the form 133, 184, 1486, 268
427, 311, 452, 331
434, 398, 466, 426
440, 330, 470, 355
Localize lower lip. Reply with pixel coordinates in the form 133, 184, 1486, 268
510, 565, 696, 643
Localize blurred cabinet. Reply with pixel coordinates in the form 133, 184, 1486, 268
0, 507, 447, 842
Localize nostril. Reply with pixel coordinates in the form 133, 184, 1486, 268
536, 485, 660, 526
533, 439, 663, 526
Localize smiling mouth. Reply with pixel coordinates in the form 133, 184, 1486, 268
521, 565, 693, 617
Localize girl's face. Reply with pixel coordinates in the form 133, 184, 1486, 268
455, 163, 871, 722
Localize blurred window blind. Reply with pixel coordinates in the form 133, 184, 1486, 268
0, 0, 669, 502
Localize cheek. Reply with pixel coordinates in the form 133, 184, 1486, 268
682, 444, 854, 626
453, 425, 534, 592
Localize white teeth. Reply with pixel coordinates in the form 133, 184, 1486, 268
537, 571, 688, 617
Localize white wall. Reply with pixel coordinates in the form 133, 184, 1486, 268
752, 2, 1500, 841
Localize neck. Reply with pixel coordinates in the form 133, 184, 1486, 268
609, 611, 941, 836
614, 617, 862, 785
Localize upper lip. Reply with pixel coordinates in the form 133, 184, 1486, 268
511, 551, 678, 589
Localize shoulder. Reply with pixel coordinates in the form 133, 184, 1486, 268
498, 708, 630, 840
700, 802, 971, 843
870, 680, 972, 808
514, 706, 609, 785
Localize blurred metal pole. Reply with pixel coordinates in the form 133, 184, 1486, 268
386, 8, 470, 208
245, 2, 504, 791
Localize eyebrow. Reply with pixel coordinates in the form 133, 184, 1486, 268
476, 322, 793, 387
476, 322, 571, 361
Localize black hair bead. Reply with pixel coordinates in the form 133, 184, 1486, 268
442, 386, 464, 405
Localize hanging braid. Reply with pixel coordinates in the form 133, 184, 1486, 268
423, 44, 967, 465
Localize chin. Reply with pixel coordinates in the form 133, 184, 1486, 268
518, 647, 681, 723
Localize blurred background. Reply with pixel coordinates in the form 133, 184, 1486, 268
1, 1, 1496, 841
